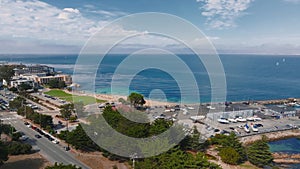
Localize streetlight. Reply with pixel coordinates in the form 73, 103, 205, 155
130, 153, 138, 169
66, 118, 70, 150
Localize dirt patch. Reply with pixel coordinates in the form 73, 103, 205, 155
75, 151, 129, 169
1, 153, 50, 169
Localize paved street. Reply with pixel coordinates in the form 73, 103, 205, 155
0, 112, 90, 169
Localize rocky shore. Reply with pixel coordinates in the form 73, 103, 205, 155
239, 129, 300, 145
272, 153, 300, 164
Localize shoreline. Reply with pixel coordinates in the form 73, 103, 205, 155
69, 89, 300, 107
68, 89, 178, 107
239, 129, 300, 145
239, 130, 300, 165
273, 152, 300, 164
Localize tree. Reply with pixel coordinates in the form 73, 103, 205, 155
40, 114, 54, 129
58, 125, 99, 151
0, 124, 16, 135
149, 119, 173, 136
210, 133, 247, 164
128, 92, 146, 108
45, 163, 81, 169
7, 141, 32, 155
18, 83, 32, 91
60, 103, 74, 120
179, 126, 209, 152
17, 106, 34, 117
58, 81, 66, 89
135, 147, 221, 169
247, 136, 273, 167
48, 79, 66, 89
219, 147, 240, 165
48, 79, 59, 88
0, 141, 8, 165
9, 96, 26, 110
0, 65, 15, 83
12, 132, 22, 141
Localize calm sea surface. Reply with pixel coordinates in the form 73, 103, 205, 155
1, 54, 300, 165
1, 54, 300, 103
269, 138, 300, 168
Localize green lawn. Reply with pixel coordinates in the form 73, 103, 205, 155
44, 89, 105, 105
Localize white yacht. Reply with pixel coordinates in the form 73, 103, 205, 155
244, 124, 250, 133
236, 117, 247, 122
228, 118, 237, 123
251, 124, 258, 132
217, 118, 230, 124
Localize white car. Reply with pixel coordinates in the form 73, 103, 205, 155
98, 103, 105, 108
20, 135, 29, 141
52, 139, 59, 144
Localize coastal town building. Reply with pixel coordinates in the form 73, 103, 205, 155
33, 74, 72, 85
10, 78, 35, 88
14, 64, 55, 75
4, 64, 72, 88
264, 105, 297, 118
197, 103, 258, 122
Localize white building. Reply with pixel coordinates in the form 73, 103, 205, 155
10, 78, 35, 88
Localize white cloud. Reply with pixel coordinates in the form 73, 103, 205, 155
284, 0, 300, 3
197, 0, 254, 29
0, 0, 134, 47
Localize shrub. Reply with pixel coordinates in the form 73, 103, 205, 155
7, 141, 32, 155
219, 147, 240, 165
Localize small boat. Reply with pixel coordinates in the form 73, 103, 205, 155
236, 117, 247, 122
251, 124, 258, 132
244, 124, 250, 133
190, 116, 205, 122
253, 116, 262, 121
217, 118, 230, 124
246, 117, 255, 121
182, 109, 188, 115
228, 118, 237, 123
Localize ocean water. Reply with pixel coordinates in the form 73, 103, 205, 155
269, 138, 300, 169
1, 54, 300, 103
269, 138, 300, 154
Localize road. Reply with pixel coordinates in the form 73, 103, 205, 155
1, 112, 90, 169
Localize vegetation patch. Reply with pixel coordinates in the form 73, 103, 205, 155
44, 90, 105, 105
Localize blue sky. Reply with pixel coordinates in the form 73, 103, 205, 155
1, 0, 300, 54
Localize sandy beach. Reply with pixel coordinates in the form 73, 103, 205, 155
68, 89, 177, 107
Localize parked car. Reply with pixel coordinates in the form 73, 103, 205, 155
64, 146, 70, 151
35, 134, 42, 139
52, 139, 59, 144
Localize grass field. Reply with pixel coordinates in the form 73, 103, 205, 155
44, 89, 105, 105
